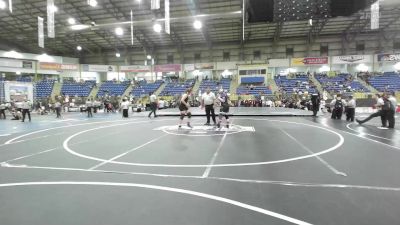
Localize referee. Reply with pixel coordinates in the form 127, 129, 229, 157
201, 87, 216, 126
148, 92, 158, 118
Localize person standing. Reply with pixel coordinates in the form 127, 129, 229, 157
345, 95, 356, 122
330, 94, 345, 120
356, 94, 386, 127
387, 92, 397, 128
21, 99, 31, 122
217, 89, 231, 129
0, 102, 6, 119
86, 98, 93, 118
201, 88, 216, 126
54, 100, 62, 119
121, 98, 130, 118
178, 88, 193, 128
310, 93, 320, 117
148, 92, 158, 118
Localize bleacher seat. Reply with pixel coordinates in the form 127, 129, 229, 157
369, 72, 400, 92
35, 80, 55, 98
131, 80, 164, 97
97, 81, 130, 97
241, 76, 265, 84
315, 74, 367, 93
61, 80, 95, 97
160, 79, 195, 96
236, 85, 272, 95
275, 75, 317, 94
199, 78, 231, 93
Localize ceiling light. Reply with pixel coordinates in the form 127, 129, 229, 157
147, 55, 152, 60
70, 24, 90, 31
0, 0, 6, 10
88, 0, 97, 7
4, 50, 22, 59
136, 0, 142, 2
394, 62, 400, 70
77, 46, 82, 51
49, 5, 58, 12
356, 64, 368, 72
116, 52, 121, 58
68, 18, 76, 25
115, 27, 124, 36
37, 53, 54, 62
16, 71, 21, 75
193, 20, 202, 29
153, 23, 162, 33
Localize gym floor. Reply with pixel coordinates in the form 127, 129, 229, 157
0, 109, 399, 225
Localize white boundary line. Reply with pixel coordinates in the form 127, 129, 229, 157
88, 134, 169, 170
279, 129, 347, 177
63, 119, 344, 168
2, 164, 400, 192
202, 131, 229, 178
0, 181, 312, 225
346, 123, 392, 141
3, 119, 139, 145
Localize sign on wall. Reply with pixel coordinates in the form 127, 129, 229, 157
61, 64, 78, 71
332, 55, 372, 64
83, 64, 116, 72
195, 63, 214, 70
291, 57, 328, 66
120, 65, 151, 72
184, 64, 195, 71
154, 64, 182, 72
40, 62, 61, 70
268, 59, 290, 67
377, 53, 400, 62
22, 61, 33, 69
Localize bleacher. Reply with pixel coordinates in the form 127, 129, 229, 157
159, 79, 195, 96
61, 80, 95, 97
199, 78, 231, 93
131, 80, 164, 97
16, 77, 33, 82
369, 72, 400, 92
35, 80, 55, 98
236, 85, 272, 95
97, 81, 130, 97
275, 75, 317, 94
315, 74, 367, 93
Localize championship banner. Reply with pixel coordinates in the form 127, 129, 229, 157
332, 55, 372, 64
291, 57, 328, 66
120, 65, 151, 72
184, 64, 195, 71
82, 64, 116, 72
61, 64, 78, 71
38, 17, 44, 48
47, 0, 55, 38
377, 53, 400, 62
195, 63, 214, 70
40, 62, 61, 70
165, 0, 170, 34
151, 0, 160, 10
154, 64, 182, 72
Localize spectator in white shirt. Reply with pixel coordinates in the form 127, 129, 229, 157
201, 88, 216, 126
121, 98, 130, 118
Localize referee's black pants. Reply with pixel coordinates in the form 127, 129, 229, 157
205, 104, 216, 124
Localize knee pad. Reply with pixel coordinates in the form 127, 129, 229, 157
180, 114, 185, 120
225, 115, 229, 120
187, 112, 192, 118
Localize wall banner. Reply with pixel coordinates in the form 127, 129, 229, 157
83, 64, 116, 72
291, 57, 328, 66
154, 64, 182, 72
332, 55, 372, 64
377, 53, 400, 62
61, 64, 78, 71
39, 62, 61, 70
120, 65, 151, 72
195, 63, 214, 70
184, 64, 195, 71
